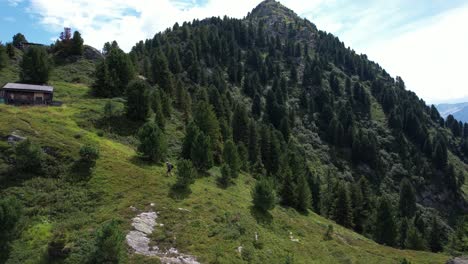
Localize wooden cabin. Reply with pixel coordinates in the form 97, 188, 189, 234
0, 83, 54, 105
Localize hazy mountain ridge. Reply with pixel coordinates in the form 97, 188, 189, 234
437, 102, 468, 122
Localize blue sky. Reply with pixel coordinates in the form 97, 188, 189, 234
1, 0, 467, 103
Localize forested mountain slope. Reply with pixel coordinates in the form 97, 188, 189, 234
0, 0, 467, 263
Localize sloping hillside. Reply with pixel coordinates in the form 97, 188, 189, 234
0, 81, 450, 263
1, 0, 468, 263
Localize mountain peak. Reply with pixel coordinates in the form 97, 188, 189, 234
249, 0, 299, 21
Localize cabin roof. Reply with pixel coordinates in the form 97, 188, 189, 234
2, 83, 54, 93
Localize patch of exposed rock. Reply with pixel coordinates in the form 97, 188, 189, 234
447, 257, 468, 264
126, 209, 199, 264
83, 45, 104, 61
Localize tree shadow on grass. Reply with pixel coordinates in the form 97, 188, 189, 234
249, 206, 273, 225
169, 185, 191, 200
95, 115, 143, 137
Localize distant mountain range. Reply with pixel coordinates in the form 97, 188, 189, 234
437, 102, 468, 122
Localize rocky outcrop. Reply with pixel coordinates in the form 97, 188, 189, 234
126, 208, 199, 264
447, 257, 468, 264
83, 45, 104, 61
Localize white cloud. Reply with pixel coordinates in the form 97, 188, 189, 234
19, 0, 468, 102
26, 0, 266, 52
7, 0, 23, 6
363, 5, 468, 103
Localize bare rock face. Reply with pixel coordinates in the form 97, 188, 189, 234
83, 45, 104, 61
447, 257, 468, 264
126, 210, 199, 264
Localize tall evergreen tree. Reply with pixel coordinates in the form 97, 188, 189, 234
152, 50, 174, 95
93, 44, 135, 97
399, 178, 417, 218
252, 177, 276, 213
280, 168, 296, 207
0, 44, 7, 70
191, 131, 213, 172
375, 196, 397, 247
429, 217, 443, 252
193, 101, 222, 160
126, 80, 150, 121
71, 31, 84, 55
20, 46, 50, 84
332, 182, 353, 228
232, 105, 250, 144
295, 174, 312, 213
173, 159, 197, 191
223, 140, 241, 178
182, 122, 200, 160
151, 89, 165, 128
137, 122, 167, 163
168, 46, 182, 74
399, 218, 410, 248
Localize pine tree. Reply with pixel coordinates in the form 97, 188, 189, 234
399, 178, 417, 218
12, 33, 27, 47
181, 122, 200, 160
295, 174, 312, 213
399, 218, 410, 248
218, 164, 233, 188
432, 137, 448, 170
0, 44, 7, 70
429, 216, 443, 252
406, 224, 427, 250
252, 94, 262, 119
20, 46, 50, 84
91, 220, 124, 263
232, 105, 250, 144
248, 121, 260, 165
280, 169, 296, 207
307, 171, 321, 214
174, 79, 191, 118
168, 46, 182, 74
191, 131, 213, 172
126, 80, 150, 121
137, 122, 167, 163
223, 140, 240, 178
350, 183, 365, 233
151, 89, 165, 128
152, 50, 174, 95
71, 31, 84, 55
193, 101, 222, 160
93, 44, 135, 97
375, 196, 397, 247
174, 159, 196, 191
332, 182, 353, 228
252, 177, 276, 213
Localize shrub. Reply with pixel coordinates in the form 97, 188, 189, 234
90, 219, 124, 263
0, 197, 22, 262
15, 139, 43, 174
324, 224, 334, 241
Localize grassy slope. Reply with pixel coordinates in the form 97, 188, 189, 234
0, 80, 451, 264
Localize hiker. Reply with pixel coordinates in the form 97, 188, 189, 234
166, 162, 174, 176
